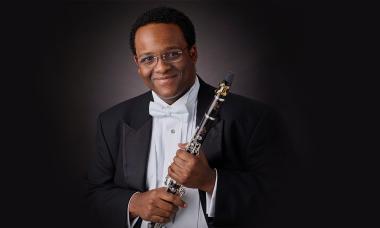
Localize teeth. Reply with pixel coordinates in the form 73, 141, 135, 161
155, 75, 175, 80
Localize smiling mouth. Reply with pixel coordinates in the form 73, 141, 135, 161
153, 75, 177, 80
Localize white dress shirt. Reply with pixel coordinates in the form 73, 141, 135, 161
127, 76, 218, 228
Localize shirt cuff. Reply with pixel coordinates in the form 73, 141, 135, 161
206, 169, 218, 217
126, 192, 141, 228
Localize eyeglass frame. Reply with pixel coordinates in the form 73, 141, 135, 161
135, 47, 190, 68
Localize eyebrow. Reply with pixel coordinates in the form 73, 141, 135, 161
138, 46, 183, 57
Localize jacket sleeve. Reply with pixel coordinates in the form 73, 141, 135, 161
86, 116, 137, 228
212, 110, 285, 227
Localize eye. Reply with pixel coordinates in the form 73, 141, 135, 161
139, 56, 155, 65
164, 50, 182, 60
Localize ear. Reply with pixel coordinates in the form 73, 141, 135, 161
134, 55, 139, 66
189, 45, 198, 63
134, 56, 141, 74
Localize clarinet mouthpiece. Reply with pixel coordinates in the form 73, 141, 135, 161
224, 72, 235, 86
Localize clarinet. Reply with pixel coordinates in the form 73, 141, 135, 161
149, 73, 234, 228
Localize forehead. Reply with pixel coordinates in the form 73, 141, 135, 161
135, 23, 187, 55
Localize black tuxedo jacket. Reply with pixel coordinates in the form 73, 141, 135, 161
87, 78, 282, 228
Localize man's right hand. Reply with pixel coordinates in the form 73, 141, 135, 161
129, 187, 187, 224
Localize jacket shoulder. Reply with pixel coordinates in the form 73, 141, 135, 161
223, 93, 274, 120
220, 93, 280, 136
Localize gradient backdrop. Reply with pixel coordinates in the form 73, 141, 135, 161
2, 1, 379, 228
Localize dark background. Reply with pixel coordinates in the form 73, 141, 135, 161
1, 0, 379, 227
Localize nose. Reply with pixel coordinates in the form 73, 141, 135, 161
153, 57, 171, 73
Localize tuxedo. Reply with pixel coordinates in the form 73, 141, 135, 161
86, 78, 282, 228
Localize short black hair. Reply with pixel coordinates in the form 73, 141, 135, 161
129, 6, 196, 55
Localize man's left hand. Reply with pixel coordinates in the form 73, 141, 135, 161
168, 143, 216, 193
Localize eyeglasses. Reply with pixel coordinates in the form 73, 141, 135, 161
137, 49, 184, 68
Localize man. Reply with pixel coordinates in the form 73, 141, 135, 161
87, 6, 282, 228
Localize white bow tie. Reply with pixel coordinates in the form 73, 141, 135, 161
149, 101, 189, 122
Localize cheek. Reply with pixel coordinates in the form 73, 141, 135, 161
137, 68, 154, 89
170, 62, 189, 75
137, 67, 141, 75
178, 62, 194, 78
138, 68, 152, 81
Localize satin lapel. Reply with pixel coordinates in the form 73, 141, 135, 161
120, 119, 152, 192
196, 77, 215, 126
121, 91, 153, 191
201, 119, 223, 168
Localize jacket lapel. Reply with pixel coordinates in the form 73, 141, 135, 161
121, 120, 152, 192
201, 120, 224, 168
120, 92, 153, 192
196, 77, 214, 126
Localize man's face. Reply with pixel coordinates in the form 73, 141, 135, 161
134, 23, 197, 104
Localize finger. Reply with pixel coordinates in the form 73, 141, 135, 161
155, 197, 178, 213
170, 162, 186, 175
178, 143, 188, 150
172, 155, 188, 168
157, 187, 168, 192
176, 149, 194, 160
168, 165, 182, 183
160, 190, 186, 208
150, 205, 172, 219
170, 195, 187, 208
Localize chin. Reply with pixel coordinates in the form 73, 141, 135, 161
156, 90, 181, 103
160, 93, 180, 101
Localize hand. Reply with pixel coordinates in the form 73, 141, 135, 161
168, 143, 216, 193
129, 187, 186, 223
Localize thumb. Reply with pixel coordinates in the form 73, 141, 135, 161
178, 143, 187, 149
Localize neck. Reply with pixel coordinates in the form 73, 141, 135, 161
161, 86, 192, 105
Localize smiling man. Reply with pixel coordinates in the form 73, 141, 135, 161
134, 23, 197, 105
87, 6, 282, 228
